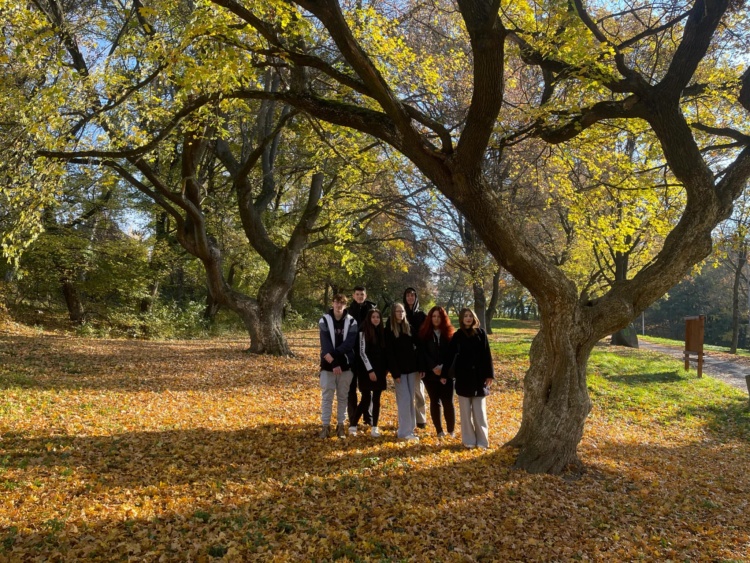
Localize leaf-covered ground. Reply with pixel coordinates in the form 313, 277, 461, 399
1, 324, 749, 562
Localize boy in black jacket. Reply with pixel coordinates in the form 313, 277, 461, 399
319, 294, 358, 439
346, 286, 377, 434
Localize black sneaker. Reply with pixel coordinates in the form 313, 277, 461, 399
319, 425, 330, 439
336, 424, 346, 439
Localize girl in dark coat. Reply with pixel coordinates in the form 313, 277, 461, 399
418, 306, 456, 438
352, 309, 388, 437
385, 303, 421, 442
447, 308, 494, 449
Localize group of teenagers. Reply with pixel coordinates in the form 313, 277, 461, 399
318, 286, 494, 449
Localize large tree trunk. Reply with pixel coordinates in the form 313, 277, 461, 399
245, 254, 296, 355
507, 306, 594, 473
248, 295, 288, 355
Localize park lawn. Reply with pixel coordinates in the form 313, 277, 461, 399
0, 324, 749, 562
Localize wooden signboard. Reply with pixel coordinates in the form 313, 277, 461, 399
684, 315, 705, 378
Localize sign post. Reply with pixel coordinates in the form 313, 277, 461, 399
684, 315, 705, 378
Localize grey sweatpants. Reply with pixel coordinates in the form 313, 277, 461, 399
415, 379, 427, 425
394, 372, 419, 438
458, 395, 489, 448
320, 370, 353, 426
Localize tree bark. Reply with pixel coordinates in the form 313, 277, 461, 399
730, 245, 747, 354
140, 281, 159, 314
473, 281, 487, 331
610, 249, 639, 348
61, 278, 85, 323
249, 273, 292, 355
485, 268, 501, 335
507, 309, 594, 473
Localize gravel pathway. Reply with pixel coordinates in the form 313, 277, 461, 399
638, 340, 750, 392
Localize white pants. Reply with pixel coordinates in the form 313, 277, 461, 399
415, 379, 427, 425
394, 372, 419, 438
320, 370, 353, 425
458, 395, 489, 448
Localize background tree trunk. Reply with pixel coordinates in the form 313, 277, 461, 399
610, 249, 639, 348
61, 279, 85, 323
484, 269, 501, 334
473, 282, 487, 331
730, 244, 747, 353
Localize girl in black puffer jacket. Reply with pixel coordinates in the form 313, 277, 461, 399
447, 308, 494, 449
418, 306, 456, 438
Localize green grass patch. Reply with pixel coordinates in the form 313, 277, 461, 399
485, 332, 750, 439
488, 317, 539, 332
489, 338, 533, 360
588, 347, 750, 438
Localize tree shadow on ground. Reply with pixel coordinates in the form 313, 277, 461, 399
0, 334, 319, 392
2, 429, 749, 561
606, 370, 685, 385
0, 424, 466, 492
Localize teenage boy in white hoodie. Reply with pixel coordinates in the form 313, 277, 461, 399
318, 294, 358, 439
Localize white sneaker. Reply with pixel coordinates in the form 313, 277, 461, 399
371, 427, 381, 438
404, 434, 420, 443
437, 431, 446, 438
348, 426, 357, 436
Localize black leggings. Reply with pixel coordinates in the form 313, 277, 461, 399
424, 378, 455, 434
348, 376, 373, 426
353, 390, 382, 427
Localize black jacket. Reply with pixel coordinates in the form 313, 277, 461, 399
403, 287, 427, 335
447, 328, 494, 397
347, 299, 377, 326
419, 329, 452, 384
355, 330, 388, 392
385, 324, 420, 379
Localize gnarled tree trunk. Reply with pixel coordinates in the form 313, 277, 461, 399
507, 307, 594, 473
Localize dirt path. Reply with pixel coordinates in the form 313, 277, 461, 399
638, 339, 750, 392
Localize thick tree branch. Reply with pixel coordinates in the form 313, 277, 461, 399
454, 0, 506, 172
691, 123, 750, 145
618, 12, 691, 52
288, 172, 325, 253
536, 98, 642, 144
740, 67, 750, 112
657, 0, 730, 99
293, 0, 420, 143
102, 160, 185, 229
